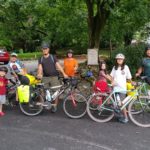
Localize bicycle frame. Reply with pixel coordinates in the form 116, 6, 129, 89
96, 82, 148, 112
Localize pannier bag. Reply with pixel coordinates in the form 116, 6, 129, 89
17, 85, 30, 103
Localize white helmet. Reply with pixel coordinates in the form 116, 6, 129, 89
115, 53, 125, 59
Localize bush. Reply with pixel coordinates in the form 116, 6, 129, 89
106, 44, 146, 75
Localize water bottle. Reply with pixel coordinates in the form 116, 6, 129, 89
52, 90, 59, 99
46, 90, 52, 102
116, 94, 121, 106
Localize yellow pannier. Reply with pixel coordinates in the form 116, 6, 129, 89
17, 85, 30, 103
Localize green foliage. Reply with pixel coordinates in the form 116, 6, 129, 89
107, 44, 146, 75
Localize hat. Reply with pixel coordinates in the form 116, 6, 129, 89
41, 43, 50, 49
115, 53, 125, 59
67, 49, 74, 54
11, 52, 18, 57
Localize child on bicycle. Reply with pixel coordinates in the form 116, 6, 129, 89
0, 67, 8, 117
93, 61, 111, 93
110, 53, 132, 123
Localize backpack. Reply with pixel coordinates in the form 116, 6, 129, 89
40, 54, 55, 64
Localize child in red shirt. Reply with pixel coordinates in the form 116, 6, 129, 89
94, 61, 111, 93
0, 67, 8, 116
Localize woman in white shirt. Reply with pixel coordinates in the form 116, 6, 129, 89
110, 53, 132, 123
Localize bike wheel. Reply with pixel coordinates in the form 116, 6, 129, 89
128, 98, 150, 127
19, 94, 44, 116
87, 94, 114, 123
77, 80, 92, 97
63, 93, 87, 119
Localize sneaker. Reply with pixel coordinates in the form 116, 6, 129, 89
51, 105, 57, 113
0, 112, 5, 117
118, 117, 129, 124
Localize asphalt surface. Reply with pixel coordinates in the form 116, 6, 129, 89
0, 60, 150, 150
0, 102, 150, 150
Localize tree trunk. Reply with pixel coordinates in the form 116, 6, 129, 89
124, 33, 133, 46
86, 0, 120, 49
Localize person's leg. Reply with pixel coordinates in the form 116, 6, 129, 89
0, 95, 6, 116
119, 93, 128, 123
49, 76, 61, 112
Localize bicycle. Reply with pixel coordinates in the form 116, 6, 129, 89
86, 77, 150, 127
19, 77, 87, 118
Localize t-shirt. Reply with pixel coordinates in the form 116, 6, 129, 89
110, 65, 132, 93
38, 55, 59, 77
64, 58, 78, 77
0, 77, 8, 95
8, 60, 25, 73
142, 58, 150, 77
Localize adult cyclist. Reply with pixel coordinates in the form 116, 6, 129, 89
136, 46, 150, 84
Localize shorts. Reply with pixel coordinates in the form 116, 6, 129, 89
42, 76, 61, 90
0, 95, 6, 104
117, 93, 126, 101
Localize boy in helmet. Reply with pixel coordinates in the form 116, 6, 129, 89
64, 49, 78, 77
0, 67, 8, 116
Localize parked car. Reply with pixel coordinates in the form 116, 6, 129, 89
0, 48, 10, 64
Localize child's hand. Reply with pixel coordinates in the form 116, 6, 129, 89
131, 81, 137, 86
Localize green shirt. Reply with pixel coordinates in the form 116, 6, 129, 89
142, 58, 150, 77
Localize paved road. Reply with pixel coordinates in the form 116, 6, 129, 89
0, 60, 150, 150
0, 103, 150, 150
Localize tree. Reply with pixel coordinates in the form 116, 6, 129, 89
85, 0, 120, 49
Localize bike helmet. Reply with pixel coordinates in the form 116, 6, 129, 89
115, 53, 125, 59
145, 46, 150, 51
0, 66, 8, 73
67, 49, 74, 54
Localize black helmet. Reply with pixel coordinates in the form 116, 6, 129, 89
0, 67, 8, 73
67, 49, 74, 54
145, 46, 150, 51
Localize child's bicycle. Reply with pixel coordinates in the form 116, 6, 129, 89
86, 76, 150, 127
19, 77, 87, 118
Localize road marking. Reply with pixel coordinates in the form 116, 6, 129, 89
0, 126, 112, 150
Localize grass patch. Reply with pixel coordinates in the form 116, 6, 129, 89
17, 49, 110, 60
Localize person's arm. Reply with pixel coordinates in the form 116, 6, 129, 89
37, 58, 43, 79
18, 60, 27, 75
56, 62, 68, 78
74, 59, 78, 72
135, 67, 143, 77
37, 64, 43, 79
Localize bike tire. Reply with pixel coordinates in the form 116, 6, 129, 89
87, 94, 114, 123
63, 93, 87, 119
19, 94, 44, 116
128, 98, 150, 128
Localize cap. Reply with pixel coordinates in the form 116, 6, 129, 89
115, 53, 125, 59
11, 52, 18, 57
41, 43, 50, 49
